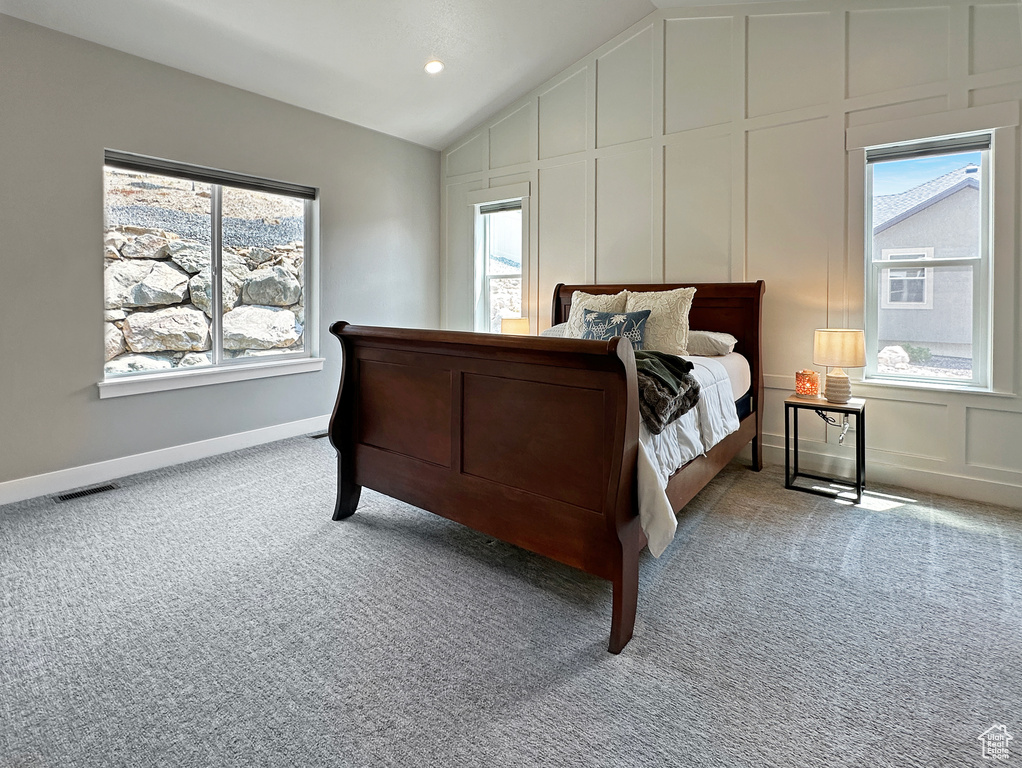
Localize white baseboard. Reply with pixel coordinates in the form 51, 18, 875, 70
0, 415, 331, 506
760, 443, 1022, 510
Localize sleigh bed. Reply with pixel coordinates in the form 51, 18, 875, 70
328, 281, 764, 653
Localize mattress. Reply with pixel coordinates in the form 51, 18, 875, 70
637, 353, 748, 557
708, 352, 752, 402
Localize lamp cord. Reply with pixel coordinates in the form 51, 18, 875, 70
814, 410, 850, 445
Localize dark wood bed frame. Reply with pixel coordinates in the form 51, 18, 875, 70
328, 281, 764, 653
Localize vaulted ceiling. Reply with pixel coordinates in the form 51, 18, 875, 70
0, 0, 719, 149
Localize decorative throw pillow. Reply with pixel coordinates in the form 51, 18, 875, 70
580, 309, 651, 349
539, 323, 568, 338
564, 291, 628, 338
624, 287, 696, 355
687, 330, 737, 357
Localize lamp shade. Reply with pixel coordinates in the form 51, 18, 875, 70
813, 329, 866, 368
500, 317, 530, 336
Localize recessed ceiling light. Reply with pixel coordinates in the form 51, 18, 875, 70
424, 60, 445, 75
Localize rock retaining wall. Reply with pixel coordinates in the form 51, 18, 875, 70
104, 225, 304, 374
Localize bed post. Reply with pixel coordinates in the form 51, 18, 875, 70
609, 544, 640, 654
551, 283, 565, 326
605, 337, 643, 654
751, 424, 763, 472
328, 321, 362, 520
333, 458, 361, 521
750, 280, 765, 471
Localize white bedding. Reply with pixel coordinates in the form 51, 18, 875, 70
636, 354, 746, 557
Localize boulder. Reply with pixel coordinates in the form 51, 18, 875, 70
104, 323, 126, 361
120, 225, 166, 237
222, 305, 299, 350
120, 233, 170, 260
229, 348, 291, 358
122, 306, 211, 353
278, 253, 303, 278
187, 278, 205, 313
104, 354, 175, 375
105, 260, 155, 309
878, 346, 910, 367
104, 231, 127, 251
188, 268, 243, 317
162, 240, 211, 274
247, 247, 276, 266
104, 309, 127, 322
242, 265, 301, 306
224, 251, 250, 280
179, 352, 212, 367
124, 261, 191, 307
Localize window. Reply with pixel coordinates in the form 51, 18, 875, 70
478, 200, 523, 332
468, 182, 530, 334
101, 151, 320, 397
864, 134, 990, 386
879, 248, 933, 309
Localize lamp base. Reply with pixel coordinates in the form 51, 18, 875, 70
823, 371, 851, 404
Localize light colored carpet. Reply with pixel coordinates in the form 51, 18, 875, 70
2, 437, 1020, 767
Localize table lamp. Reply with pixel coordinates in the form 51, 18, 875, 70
813, 329, 865, 403
500, 317, 530, 336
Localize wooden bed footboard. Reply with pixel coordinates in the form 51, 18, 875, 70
328, 325, 646, 652
329, 280, 764, 654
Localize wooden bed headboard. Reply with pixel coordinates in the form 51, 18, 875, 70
552, 281, 766, 401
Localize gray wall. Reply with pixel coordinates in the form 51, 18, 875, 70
0, 15, 440, 485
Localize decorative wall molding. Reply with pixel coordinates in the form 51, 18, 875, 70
440, 0, 1022, 508
760, 441, 1022, 509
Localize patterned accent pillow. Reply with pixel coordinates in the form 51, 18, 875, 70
580, 309, 651, 349
687, 330, 737, 356
564, 291, 629, 338
624, 287, 697, 355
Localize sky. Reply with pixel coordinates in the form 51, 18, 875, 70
872, 151, 982, 196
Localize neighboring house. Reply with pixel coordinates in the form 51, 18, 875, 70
873, 165, 980, 359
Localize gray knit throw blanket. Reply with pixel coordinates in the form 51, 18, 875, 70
634, 351, 701, 434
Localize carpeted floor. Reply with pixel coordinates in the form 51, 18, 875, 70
2, 436, 1020, 767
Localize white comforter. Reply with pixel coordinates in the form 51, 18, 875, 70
636, 356, 740, 557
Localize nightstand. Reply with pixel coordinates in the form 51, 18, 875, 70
784, 395, 866, 505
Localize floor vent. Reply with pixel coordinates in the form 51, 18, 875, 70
56, 483, 118, 503
309, 432, 330, 440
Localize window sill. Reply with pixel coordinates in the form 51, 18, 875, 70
98, 357, 326, 399
856, 377, 1016, 399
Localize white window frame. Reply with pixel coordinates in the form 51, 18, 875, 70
480, 202, 523, 332
846, 103, 1018, 395
99, 151, 323, 399
865, 137, 989, 387
468, 183, 531, 334
879, 248, 934, 310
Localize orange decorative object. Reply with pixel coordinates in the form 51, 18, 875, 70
795, 369, 819, 398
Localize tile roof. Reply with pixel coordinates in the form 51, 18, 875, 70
873, 164, 980, 231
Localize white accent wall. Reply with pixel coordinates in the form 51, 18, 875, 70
441, 0, 1022, 508
0, 15, 440, 494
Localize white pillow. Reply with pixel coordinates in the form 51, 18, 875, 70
624, 287, 696, 355
540, 323, 567, 338
564, 291, 628, 338
688, 330, 737, 357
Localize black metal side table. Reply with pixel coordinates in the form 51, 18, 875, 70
784, 394, 866, 504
